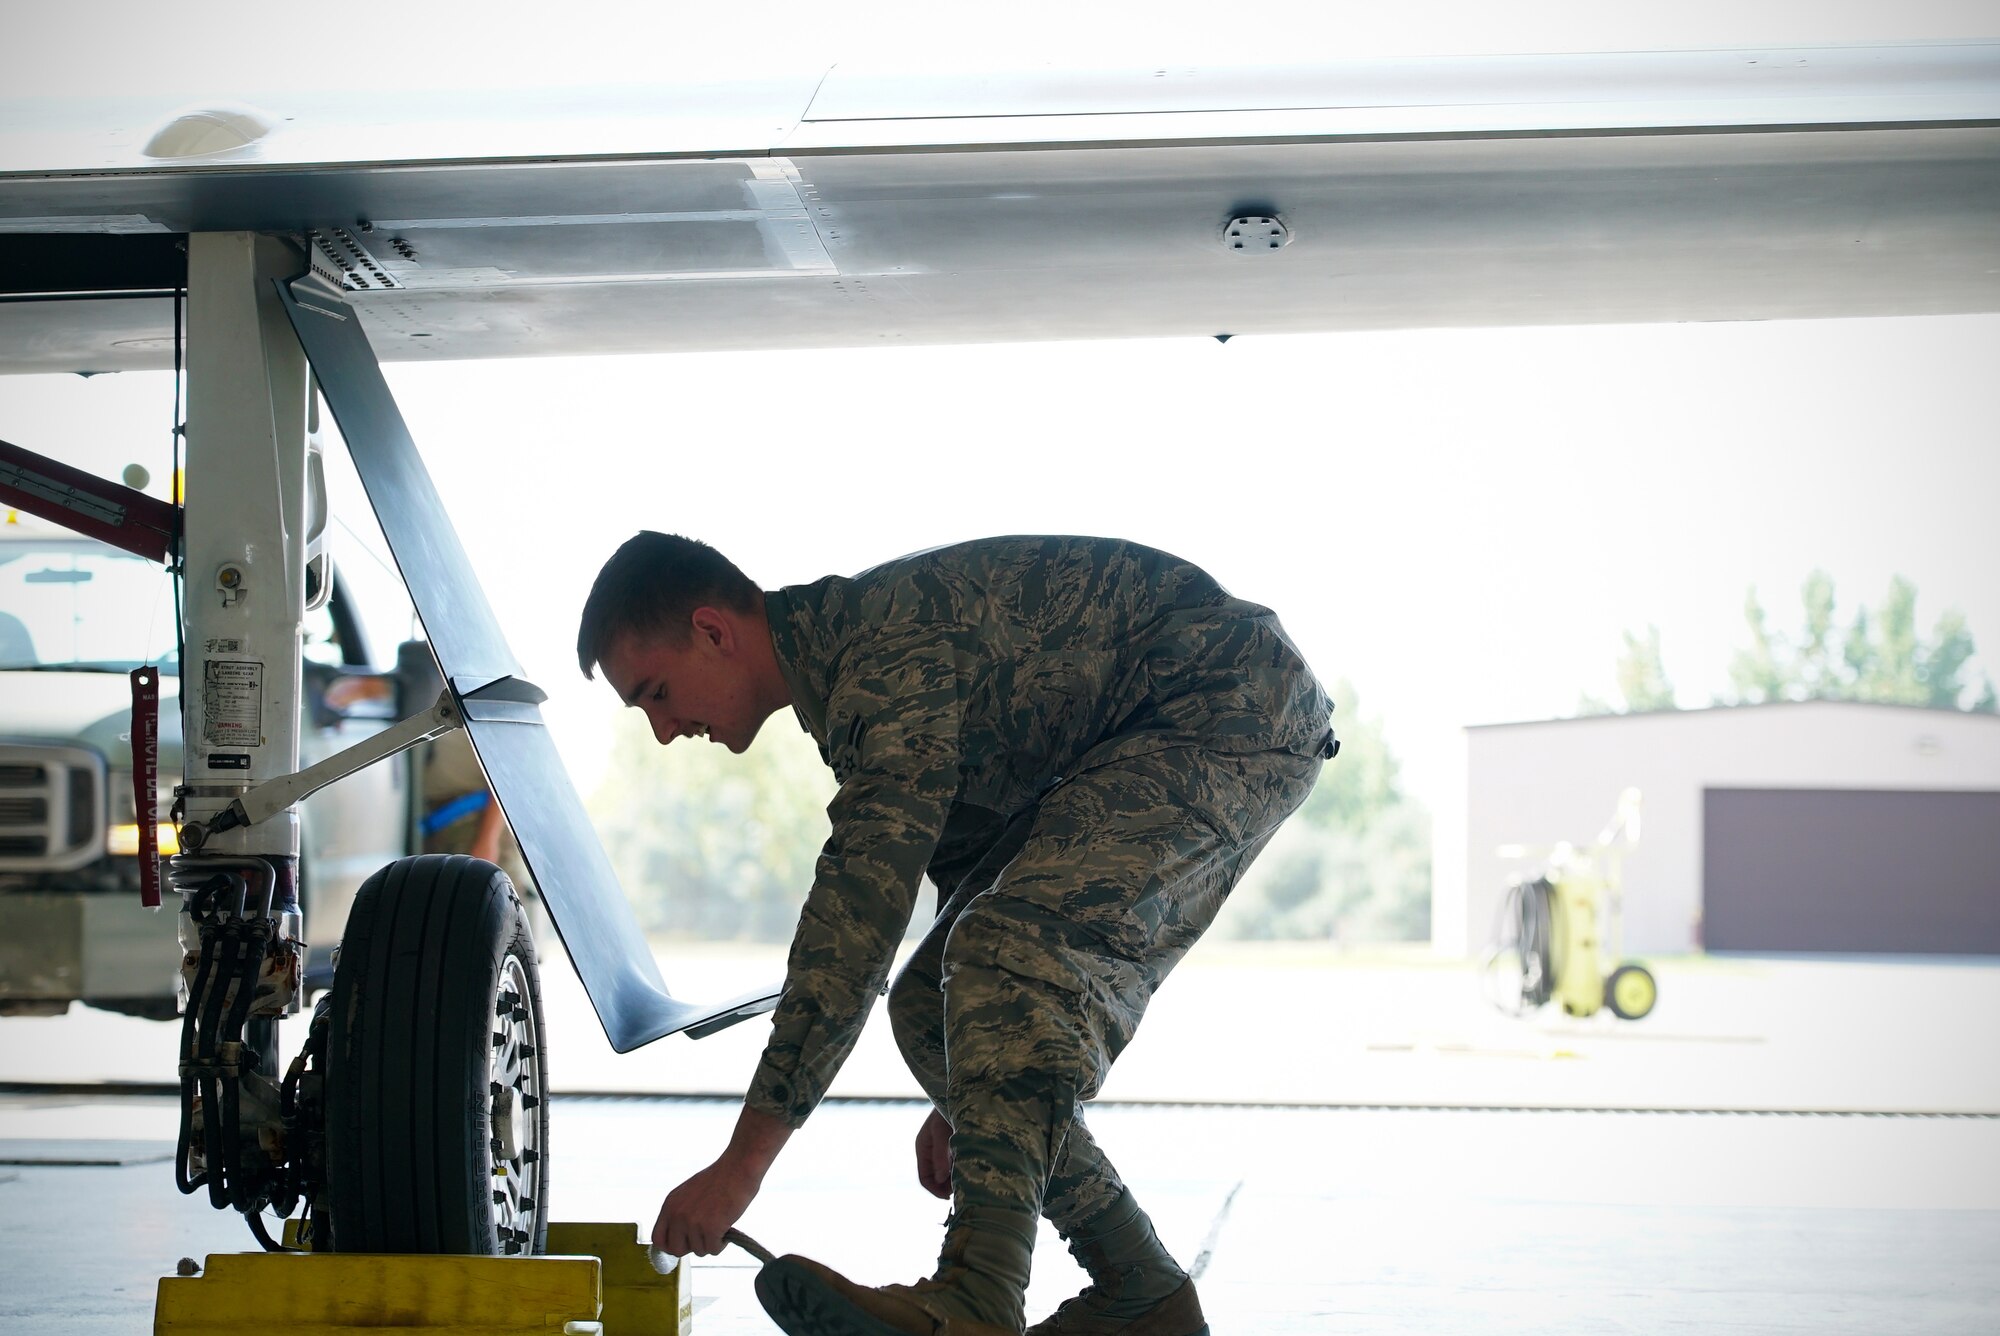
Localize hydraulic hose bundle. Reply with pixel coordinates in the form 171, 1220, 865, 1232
170, 858, 305, 1245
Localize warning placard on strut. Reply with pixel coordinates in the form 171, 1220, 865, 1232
202, 659, 264, 747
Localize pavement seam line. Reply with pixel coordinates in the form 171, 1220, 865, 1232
1188, 1178, 1243, 1282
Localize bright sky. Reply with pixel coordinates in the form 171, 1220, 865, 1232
3, 1, 1997, 813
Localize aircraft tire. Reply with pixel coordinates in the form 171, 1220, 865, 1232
322, 854, 547, 1255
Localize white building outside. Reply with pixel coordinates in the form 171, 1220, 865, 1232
1434, 700, 2000, 959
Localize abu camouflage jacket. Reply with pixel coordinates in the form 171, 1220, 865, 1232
747, 535, 1332, 1126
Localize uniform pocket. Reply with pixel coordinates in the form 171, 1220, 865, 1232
946, 910, 1089, 996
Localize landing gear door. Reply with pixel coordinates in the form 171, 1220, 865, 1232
273, 269, 778, 1052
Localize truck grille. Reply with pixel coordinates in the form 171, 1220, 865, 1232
0, 743, 105, 872
0, 797, 47, 823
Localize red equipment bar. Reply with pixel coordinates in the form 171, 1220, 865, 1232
0, 438, 176, 564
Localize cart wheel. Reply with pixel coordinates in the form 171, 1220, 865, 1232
1605, 963, 1658, 1021
322, 855, 547, 1255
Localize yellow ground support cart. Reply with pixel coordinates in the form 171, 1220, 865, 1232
1485, 789, 1658, 1021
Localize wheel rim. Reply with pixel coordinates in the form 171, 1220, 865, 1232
1613, 968, 1656, 1018
488, 953, 542, 1254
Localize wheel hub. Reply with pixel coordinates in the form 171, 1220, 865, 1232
491, 1083, 522, 1162
487, 954, 542, 1253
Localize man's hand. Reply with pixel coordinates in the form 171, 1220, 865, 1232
654, 1156, 759, 1257
653, 1104, 792, 1257
915, 1106, 953, 1199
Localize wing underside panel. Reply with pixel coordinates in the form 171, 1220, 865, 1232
3, 43, 1997, 372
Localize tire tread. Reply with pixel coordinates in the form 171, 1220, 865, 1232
325, 854, 542, 1254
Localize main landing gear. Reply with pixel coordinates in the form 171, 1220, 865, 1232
173, 853, 547, 1257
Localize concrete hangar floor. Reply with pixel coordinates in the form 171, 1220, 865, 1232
3, 948, 1996, 1333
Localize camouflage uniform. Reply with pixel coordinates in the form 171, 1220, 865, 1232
750, 536, 1333, 1248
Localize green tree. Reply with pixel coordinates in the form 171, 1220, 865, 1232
594, 675, 1432, 946
590, 714, 835, 941
1292, 677, 1404, 828
1580, 624, 1677, 714
1220, 678, 1432, 943
1726, 572, 1994, 710
1727, 590, 1791, 706
1797, 570, 1841, 696
1593, 572, 1996, 714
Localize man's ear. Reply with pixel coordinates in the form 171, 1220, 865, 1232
689, 606, 734, 653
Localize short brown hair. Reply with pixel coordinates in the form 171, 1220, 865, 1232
576, 532, 760, 679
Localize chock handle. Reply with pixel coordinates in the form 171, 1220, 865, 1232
725, 1228, 777, 1265
645, 1226, 777, 1275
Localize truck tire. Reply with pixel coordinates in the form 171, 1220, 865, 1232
322, 854, 547, 1255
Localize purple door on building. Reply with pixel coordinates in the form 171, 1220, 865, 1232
1703, 788, 2000, 955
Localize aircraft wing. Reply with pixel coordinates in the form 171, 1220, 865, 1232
3, 42, 1998, 372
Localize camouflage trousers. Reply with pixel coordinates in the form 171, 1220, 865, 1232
887, 742, 1322, 1233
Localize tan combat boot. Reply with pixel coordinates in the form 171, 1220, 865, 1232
1027, 1190, 1205, 1336
1025, 1275, 1207, 1336
756, 1254, 1020, 1335
756, 1213, 1034, 1336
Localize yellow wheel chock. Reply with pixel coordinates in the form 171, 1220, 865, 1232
154, 1222, 692, 1336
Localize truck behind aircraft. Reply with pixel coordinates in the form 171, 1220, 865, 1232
0, 511, 416, 1019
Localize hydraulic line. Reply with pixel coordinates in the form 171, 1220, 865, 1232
245, 1209, 301, 1253
174, 928, 220, 1195
219, 910, 274, 1212
192, 907, 236, 1210
279, 998, 329, 1219
177, 871, 274, 1211
218, 916, 270, 1213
